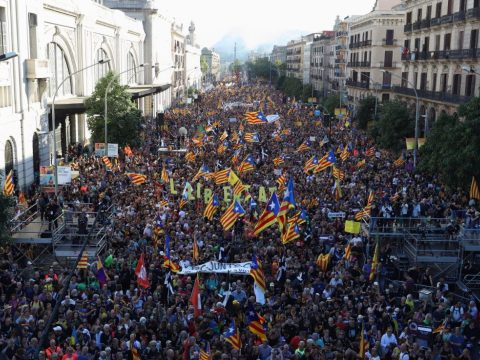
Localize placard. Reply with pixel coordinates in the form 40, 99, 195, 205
345, 220, 361, 234
95, 143, 119, 157
57, 166, 72, 185
39, 166, 54, 186
178, 261, 251, 275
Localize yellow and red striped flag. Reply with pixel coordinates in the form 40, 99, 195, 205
316, 253, 331, 272
179, 198, 187, 209
203, 194, 219, 220
214, 169, 230, 185
393, 157, 405, 167
126, 173, 147, 185
161, 167, 169, 183
470, 176, 480, 200
369, 240, 380, 281
332, 166, 345, 181
193, 237, 199, 263
185, 151, 196, 162
77, 251, 88, 269
340, 146, 350, 161
233, 181, 246, 197
273, 156, 285, 167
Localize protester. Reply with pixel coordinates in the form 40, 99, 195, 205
0, 81, 479, 360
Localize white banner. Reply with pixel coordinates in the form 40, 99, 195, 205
266, 114, 280, 123
178, 261, 251, 275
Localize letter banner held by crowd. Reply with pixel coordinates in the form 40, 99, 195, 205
178, 261, 251, 275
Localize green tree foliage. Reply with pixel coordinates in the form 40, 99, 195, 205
85, 72, 142, 148
228, 60, 242, 74
321, 95, 340, 115
200, 56, 209, 75
419, 101, 480, 190
276, 76, 303, 100
369, 100, 414, 152
356, 96, 377, 130
0, 193, 14, 246
246, 57, 272, 80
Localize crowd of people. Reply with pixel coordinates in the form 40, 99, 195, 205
1, 81, 479, 360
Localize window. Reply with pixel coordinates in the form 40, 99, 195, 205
417, 8, 422, 22
414, 38, 421, 51
470, 30, 478, 49
444, 33, 451, 51
452, 74, 461, 95
94, 48, 110, 83
414, 72, 418, 88
420, 73, 427, 90
459, 0, 467, 12
458, 31, 464, 50
384, 51, 393, 67
401, 72, 409, 87
435, 35, 441, 51
127, 52, 137, 84
47, 42, 72, 97
427, 5, 432, 20
432, 73, 437, 91
423, 37, 430, 53
29, 13, 38, 58
385, 30, 394, 45
447, 0, 453, 14
382, 71, 392, 87
440, 73, 448, 92
465, 74, 475, 96
406, 12, 412, 24
4, 140, 14, 177
0, 7, 7, 54
435, 2, 442, 17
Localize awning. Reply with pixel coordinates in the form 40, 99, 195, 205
127, 84, 171, 99
49, 96, 88, 112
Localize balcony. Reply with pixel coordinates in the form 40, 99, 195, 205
412, 21, 421, 30
453, 11, 466, 22
336, 31, 348, 37
404, 23, 413, 32
347, 61, 371, 67
361, 40, 372, 47
430, 17, 441, 26
378, 61, 398, 68
392, 86, 473, 104
440, 14, 453, 24
346, 79, 369, 89
466, 7, 480, 19
383, 38, 397, 46
335, 58, 346, 64
421, 19, 431, 29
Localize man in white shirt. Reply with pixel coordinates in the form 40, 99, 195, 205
399, 343, 409, 360
380, 327, 397, 353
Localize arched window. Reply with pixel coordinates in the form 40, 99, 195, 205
4, 139, 14, 176
127, 52, 137, 84
47, 42, 72, 97
94, 48, 110, 83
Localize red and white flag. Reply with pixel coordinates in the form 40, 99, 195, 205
190, 274, 202, 318
135, 253, 150, 289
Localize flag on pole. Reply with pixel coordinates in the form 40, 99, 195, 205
238, 155, 256, 173
96, 257, 108, 285
355, 191, 374, 221
359, 322, 368, 360
340, 146, 350, 161
273, 156, 285, 167
185, 151, 196, 162
102, 156, 113, 169
214, 169, 230, 185
244, 132, 260, 143
193, 237, 199, 262
303, 155, 319, 173
369, 240, 380, 281
250, 255, 266, 304
246, 310, 267, 342
164, 271, 174, 295
296, 140, 311, 152
161, 167, 169, 183
203, 194, 219, 220
220, 200, 245, 230
190, 274, 202, 318
470, 176, 480, 200
316, 253, 331, 272
77, 251, 88, 269
135, 253, 150, 288
314, 150, 336, 173
223, 320, 242, 350
126, 173, 147, 185
253, 192, 280, 235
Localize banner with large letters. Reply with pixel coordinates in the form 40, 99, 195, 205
178, 261, 251, 275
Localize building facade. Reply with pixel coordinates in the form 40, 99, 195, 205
185, 22, 201, 92
311, 33, 334, 97
171, 22, 185, 101
286, 38, 305, 80
270, 45, 287, 64
332, 18, 349, 101
397, 0, 480, 134
104, 0, 174, 115
201, 47, 220, 83
1, 0, 145, 190
346, 0, 405, 113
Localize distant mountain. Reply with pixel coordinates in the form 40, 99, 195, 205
213, 29, 309, 63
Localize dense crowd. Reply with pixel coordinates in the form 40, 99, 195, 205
1, 82, 479, 360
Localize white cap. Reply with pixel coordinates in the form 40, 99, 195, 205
53, 326, 62, 332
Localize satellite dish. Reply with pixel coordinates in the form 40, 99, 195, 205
178, 127, 188, 136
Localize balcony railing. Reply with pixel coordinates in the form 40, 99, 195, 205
440, 14, 453, 24
453, 11, 466, 22
346, 79, 369, 89
347, 61, 371, 67
466, 7, 480, 19
404, 23, 413, 32
392, 86, 473, 104
412, 21, 421, 30
383, 38, 397, 46
378, 61, 398, 68
335, 58, 346, 64
421, 19, 431, 28
430, 17, 441, 26
362, 40, 372, 47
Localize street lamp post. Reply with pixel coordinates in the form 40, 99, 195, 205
184, 67, 199, 104
104, 64, 149, 156
358, 72, 379, 120
383, 70, 419, 168
51, 59, 110, 195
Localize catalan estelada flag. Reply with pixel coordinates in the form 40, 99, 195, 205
223, 320, 242, 350
253, 192, 280, 235
220, 199, 245, 230
316, 253, 331, 272
332, 166, 345, 181
246, 310, 267, 342
244, 132, 260, 143
314, 150, 336, 173
276, 173, 287, 191
296, 140, 311, 152
273, 156, 285, 167
250, 255, 266, 304
393, 156, 405, 167
124, 145, 133, 157
161, 167, 169, 183
192, 164, 211, 182
163, 235, 181, 272
3, 170, 14, 196
185, 151, 196, 162
304, 155, 319, 173
238, 155, 256, 173
245, 111, 267, 125
233, 181, 246, 197
214, 169, 230, 185
203, 194, 219, 220
355, 191, 374, 221
102, 156, 113, 170
126, 173, 147, 185
281, 223, 301, 244
340, 145, 350, 161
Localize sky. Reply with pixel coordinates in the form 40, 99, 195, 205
161, 0, 375, 49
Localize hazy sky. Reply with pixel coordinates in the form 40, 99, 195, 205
161, 0, 375, 48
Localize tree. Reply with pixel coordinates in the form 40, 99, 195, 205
369, 100, 414, 152
356, 96, 377, 130
200, 56, 209, 75
419, 101, 480, 190
321, 95, 340, 115
0, 193, 14, 246
85, 72, 142, 148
